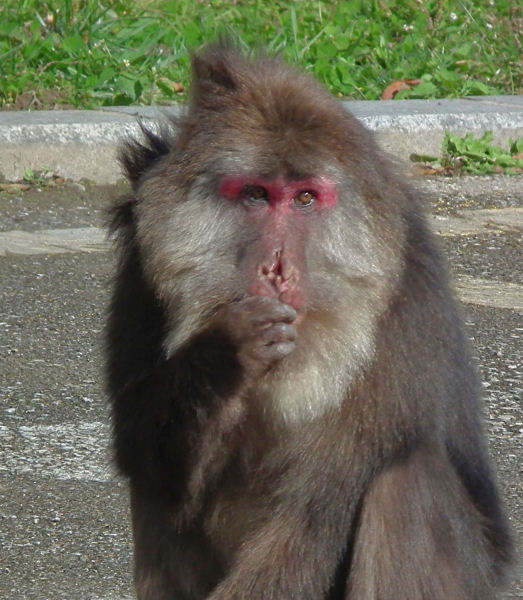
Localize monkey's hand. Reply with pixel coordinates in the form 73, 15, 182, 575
215, 296, 297, 381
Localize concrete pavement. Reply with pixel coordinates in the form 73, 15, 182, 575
0, 96, 522, 183
0, 100, 522, 598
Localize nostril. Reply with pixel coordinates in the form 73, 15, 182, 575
273, 250, 283, 276
262, 264, 275, 279
261, 250, 283, 277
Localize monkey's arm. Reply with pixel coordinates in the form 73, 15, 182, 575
109, 294, 297, 504
207, 422, 372, 600
208, 439, 504, 600
346, 445, 507, 600
110, 326, 247, 503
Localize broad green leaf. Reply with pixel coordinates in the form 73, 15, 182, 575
62, 35, 84, 54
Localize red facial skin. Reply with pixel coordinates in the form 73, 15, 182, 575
220, 176, 338, 317
219, 176, 338, 212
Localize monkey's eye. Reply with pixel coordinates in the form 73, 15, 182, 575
294, 190, 316, 208
242, 184, 269, 203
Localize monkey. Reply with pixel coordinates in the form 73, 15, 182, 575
106, 43, 513, 600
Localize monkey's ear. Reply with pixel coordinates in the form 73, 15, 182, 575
190, 43, 242, 109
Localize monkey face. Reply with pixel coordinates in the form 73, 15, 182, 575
127, 47, 405, 385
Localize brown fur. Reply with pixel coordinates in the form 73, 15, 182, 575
106, 43, 512, 599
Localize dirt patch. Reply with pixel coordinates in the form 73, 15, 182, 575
2, 89, 76, 111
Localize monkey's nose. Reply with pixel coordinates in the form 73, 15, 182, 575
261, 250, 284, 286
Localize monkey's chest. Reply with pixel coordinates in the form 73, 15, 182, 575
202, 478, 269, 563
201, 423, 278, 564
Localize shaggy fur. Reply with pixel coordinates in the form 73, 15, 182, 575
106, 43, 512, 599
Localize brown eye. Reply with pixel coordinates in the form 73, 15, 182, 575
294, 190, 316, 207
242, 185, 268, 202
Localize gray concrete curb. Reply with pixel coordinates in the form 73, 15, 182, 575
0, 96, 522, 184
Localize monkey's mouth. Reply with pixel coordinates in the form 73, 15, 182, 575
249, 287, 306, 324
252, 290, 306, 326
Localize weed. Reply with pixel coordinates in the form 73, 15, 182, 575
412, 132, 523, 175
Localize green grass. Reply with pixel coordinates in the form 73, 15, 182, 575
0, 0, 521, 109
412, 132, 523, 175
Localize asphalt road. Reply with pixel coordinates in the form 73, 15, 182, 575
0, 176, 522, 599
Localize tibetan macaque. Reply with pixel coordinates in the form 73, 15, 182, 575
106, 44, 512, 599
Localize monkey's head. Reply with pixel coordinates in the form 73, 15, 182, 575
119, 44, 409, 410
